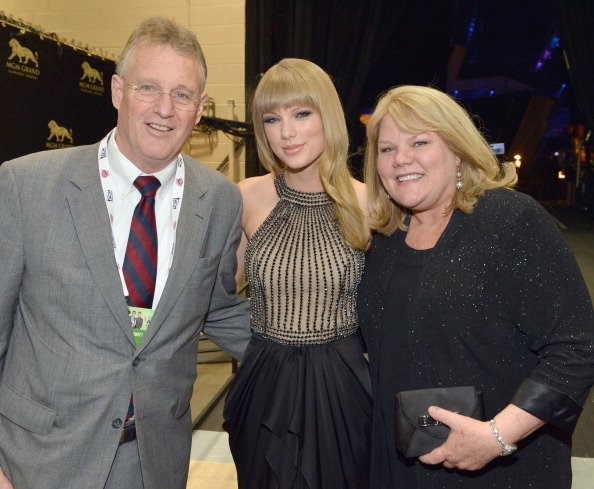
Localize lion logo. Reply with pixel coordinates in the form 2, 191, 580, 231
8, 38, 39, 67
47, 120, 73, 143
80, 61, 103, 85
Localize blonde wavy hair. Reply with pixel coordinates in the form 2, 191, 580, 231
364, 85, 517, 235
251, 58, 367, 250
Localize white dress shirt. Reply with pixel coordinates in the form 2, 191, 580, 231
106, 131, 177, 309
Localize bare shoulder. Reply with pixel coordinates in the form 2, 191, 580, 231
238, 173, 275, 192
238, 173, 278, 238
238, 174, 276, 206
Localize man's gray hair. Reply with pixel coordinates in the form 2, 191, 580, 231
116, 16, 207, 91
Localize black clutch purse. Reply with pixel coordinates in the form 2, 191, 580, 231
395, 386, 485, 458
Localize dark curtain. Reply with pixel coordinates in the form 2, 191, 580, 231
245, 0, 456, 176
245, 0, 273, 177
266, 1, 402, 117
246, 0, 404, 177
556, 0, 594, 130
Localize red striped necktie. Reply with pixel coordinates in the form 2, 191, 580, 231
123, 176, 161, 308
121, 176, 160, 441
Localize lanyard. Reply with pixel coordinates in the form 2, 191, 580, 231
97, 129, 185, 297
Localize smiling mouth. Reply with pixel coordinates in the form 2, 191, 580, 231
148, 123, 171, 132
283, 144, 303, 152
397, 173, 423, 182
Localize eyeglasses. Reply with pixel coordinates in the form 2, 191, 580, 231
120, 77, 201, 111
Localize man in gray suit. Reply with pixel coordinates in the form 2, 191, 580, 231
0, 17, 250, 489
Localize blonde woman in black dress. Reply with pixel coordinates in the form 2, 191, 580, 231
359, 85, 594, 489
223, 58, 372, 489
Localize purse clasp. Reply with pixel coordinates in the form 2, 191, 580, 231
418, 415, 445, 427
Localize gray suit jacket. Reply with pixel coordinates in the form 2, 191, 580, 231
0, 142, 251, 488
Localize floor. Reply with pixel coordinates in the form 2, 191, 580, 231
187, 431, 237, 488
188, 360, 237, 488
186, 204, 594, 488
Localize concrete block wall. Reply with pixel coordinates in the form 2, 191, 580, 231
0, 0, 245, 180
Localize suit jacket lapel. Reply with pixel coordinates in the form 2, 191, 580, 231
66, 144, 134, 345
137, 159, 213, 350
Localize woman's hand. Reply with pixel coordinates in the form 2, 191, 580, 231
418, 406, 502, 470
419, 404, 544, 471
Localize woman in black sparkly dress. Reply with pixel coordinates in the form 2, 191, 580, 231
223, 58, 372, 488
358, 85, 594, 489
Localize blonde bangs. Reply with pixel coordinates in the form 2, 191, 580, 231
253, 67, 321, 118
385, 104, 434, 135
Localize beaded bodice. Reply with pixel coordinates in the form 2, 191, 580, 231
246, 173, 364, 345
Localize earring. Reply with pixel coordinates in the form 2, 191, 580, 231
455, 165, 463, 189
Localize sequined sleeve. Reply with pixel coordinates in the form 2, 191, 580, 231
496, 191, 594, 432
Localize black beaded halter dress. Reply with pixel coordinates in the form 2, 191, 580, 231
223, 173, 372, 489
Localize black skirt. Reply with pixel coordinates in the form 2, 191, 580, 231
223, 332, 372, 489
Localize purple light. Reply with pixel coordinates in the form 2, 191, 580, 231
532, 34, 560, 73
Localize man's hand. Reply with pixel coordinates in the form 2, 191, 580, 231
0, 468, 14, 489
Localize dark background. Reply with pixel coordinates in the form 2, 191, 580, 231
245, 0, 594, 207
2, 2, 593, 208
0, 20, 116, 163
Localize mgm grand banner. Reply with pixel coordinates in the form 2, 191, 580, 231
0, 19, 117, 163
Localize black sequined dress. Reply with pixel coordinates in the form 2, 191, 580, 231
358, 188, 594, 489
223, 173, 372, 489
